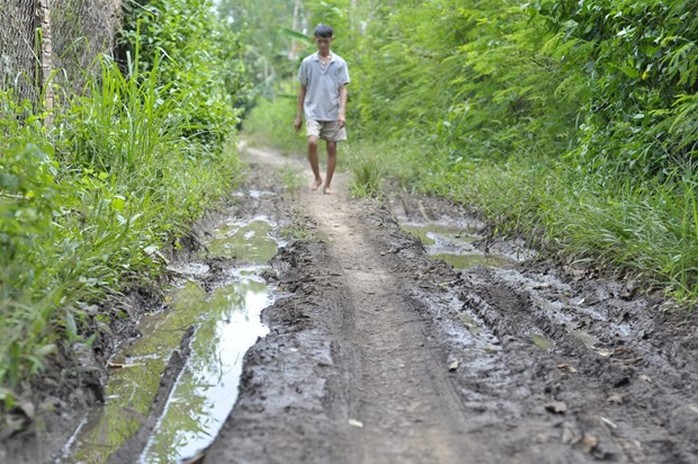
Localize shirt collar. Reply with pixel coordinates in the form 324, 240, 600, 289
312, 51, 334, 62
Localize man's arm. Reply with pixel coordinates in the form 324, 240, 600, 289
294, 84, 307, 131
338, 84, 348, 128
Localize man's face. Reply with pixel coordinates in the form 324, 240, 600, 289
314, 36, 332, 53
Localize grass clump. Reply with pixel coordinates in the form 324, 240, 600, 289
279, 163, 304, 201
347, 144, 383, 199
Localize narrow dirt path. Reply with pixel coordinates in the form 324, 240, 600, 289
304, 176, 480, 463
204, 146, 483, 463
204, 146, 698, 464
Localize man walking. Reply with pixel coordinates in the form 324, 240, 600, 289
294, 24, 350, 195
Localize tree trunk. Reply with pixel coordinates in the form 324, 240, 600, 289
290, 0, 303, 60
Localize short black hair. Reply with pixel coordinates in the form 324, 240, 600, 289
314, 24, 334, 38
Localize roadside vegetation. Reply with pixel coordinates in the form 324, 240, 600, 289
1, 0, 249, 411
239, 0, 698, 303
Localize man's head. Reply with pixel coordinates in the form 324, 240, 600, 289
313, 24, 334, 39
313, 24, 334, 54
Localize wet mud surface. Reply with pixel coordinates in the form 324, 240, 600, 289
2, 145, 697, 463
203, 147, 698, 463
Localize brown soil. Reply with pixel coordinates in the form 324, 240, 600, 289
2, 144, 697, 463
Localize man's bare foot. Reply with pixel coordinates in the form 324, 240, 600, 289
310, 179, 322, 191
323, 186, 334, 195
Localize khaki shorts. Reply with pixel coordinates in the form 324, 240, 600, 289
306, 119, 347, 142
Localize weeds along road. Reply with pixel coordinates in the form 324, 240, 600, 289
203, 146, 698, 464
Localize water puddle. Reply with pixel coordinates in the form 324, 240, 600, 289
205, 216, 277, 263
432, 252, 513, 269
400, 222, 515, 269
141, 270, 271, 463
62, 215, 280, 463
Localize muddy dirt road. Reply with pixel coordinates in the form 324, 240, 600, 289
2, 144, 697, 464
203, 146, 697, 463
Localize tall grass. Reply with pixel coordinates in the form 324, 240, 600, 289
347, 143, 384, 199
0, 52, 242, 400
394, 148, 698, 302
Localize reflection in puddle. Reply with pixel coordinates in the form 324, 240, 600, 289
141, 271, 271, 463
401, 222, 513, 269
433, 252, 513, 269
206, 217, 277, 262
65, 283, 209, 464
64, 216, 279, 463
401, 224, 478, 247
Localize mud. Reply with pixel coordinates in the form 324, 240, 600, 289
204, 147, 697, 463
2, 144, 697, 463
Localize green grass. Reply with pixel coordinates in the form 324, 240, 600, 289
396, 147, 698, 304
347, 143, 384, 199
0, 53, 243, 404
279, 163, 304, 201
242, 85, 306, 156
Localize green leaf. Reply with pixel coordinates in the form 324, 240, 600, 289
33, 344, 57, 357
278, 27, 312, 43
111, 195, 126, 212
65, 311, 78, 340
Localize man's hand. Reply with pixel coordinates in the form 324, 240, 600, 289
294, 115, 302, 131
338, 114, 346, 129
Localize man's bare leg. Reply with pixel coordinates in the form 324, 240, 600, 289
323, 140, 337, 194
307, 136, 322, 190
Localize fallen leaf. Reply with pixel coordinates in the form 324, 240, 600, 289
639, 374, 652, 383
575, 434, 599, 453
556, 363, 577, 374
610, 347, 632, 356
600, 416, 617, 429
18, 400, 35, 420
448, 360, 460, 371
348, 419, 364, 428
545, 401, 568, 414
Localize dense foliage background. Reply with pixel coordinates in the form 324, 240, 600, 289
240, 0, 697, 302
0, 0, 249, 408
